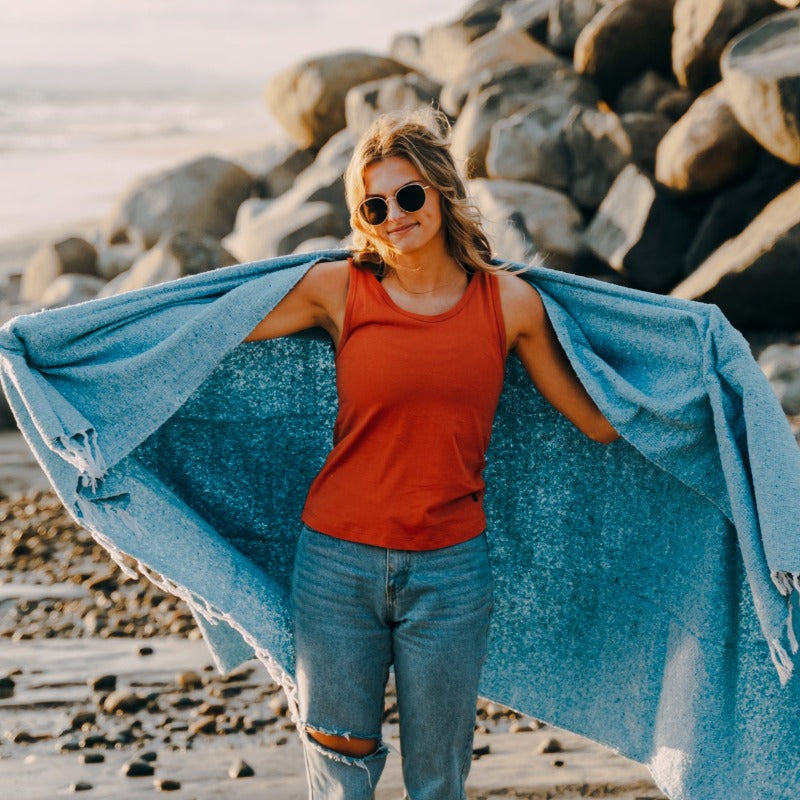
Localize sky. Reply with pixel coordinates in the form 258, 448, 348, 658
1, 0, 471, 85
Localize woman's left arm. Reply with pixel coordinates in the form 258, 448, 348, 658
498, 273, 620, 444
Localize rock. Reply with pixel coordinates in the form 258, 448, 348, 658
0, 675, 15, 698
70, 782, 93, 792
759, 344, 800, 414
614, 70, 685, 114
70, 711, 96, 729
195, 701, 226, 716
103, 689, 147, 715
537, 736, 564, 752
121, 759, 155, 777
265, 52, 409, 150
88, 674, 117, 692
137, 645, 154, 656
498, 0, 557, 39
472, 744, 491, 758
389, 33, 423, 68
563, 105, 633, 208
154, 779, 181, 791
672, 0, 778, 91
94, 233, 145, 281
80, 733, 111, 748
452, 61, 599, 178
440, 26, 559, 116
102, 156, 254, 248
721, 10, 800, 166
176, 670, 203, 690
40, 274, 107, 309
228, 758, 255, 778
260, 147, 316, 198
20, 237, 99, 303
79, 752, 105, 764
585, 164, 694, 291
655, 83, 759, 193
671, 180, 800, 328
468, 178, 584, 269
486, 99, 572, 187
417, 0, 509, 83
656, 88, 697, 120
268, 694, 289, 717
98, 231, 237, 297
188, 716, 218, 735
140, 750, 158, 762
574, 0, 677, 98
346, 73, 442, 140
619, 111, 673, 173
683, 151, 800, 271
548, 0, 607, 54
58, 739, 81, 753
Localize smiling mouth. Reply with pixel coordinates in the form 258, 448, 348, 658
388, 223, 417, 235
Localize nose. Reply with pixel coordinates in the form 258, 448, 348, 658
385, 196, 406, 221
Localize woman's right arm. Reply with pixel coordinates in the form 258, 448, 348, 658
243, 259, 349, 344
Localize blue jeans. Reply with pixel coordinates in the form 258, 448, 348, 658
291, 523, 494, 800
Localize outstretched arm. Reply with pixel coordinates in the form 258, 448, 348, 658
243, 259, 349, 346
499, 273, 620, 444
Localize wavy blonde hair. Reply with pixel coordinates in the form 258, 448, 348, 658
344, 107, 504, 278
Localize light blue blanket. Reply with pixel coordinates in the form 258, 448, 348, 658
1, 250, 798, 799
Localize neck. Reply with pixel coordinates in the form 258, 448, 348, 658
385, 239, 465, 294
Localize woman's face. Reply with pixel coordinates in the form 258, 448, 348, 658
361, 156, 445, 258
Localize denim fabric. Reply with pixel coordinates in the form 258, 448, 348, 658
291, 523, 494, 799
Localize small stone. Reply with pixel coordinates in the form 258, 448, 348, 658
0, 675, 15, 698
275, 736, 288, 745
268, 695, 288, 716
188, 716, 217, 735
103, 689, 147, 714
509, 721, 535, 733
89, 675, 117, 692
176, 671, 203, 690
154, 779, 181, 791
537, 737, 563, 753
140, 750, 158, 762
79, 753, 105, 764
137, 646, 154, 656
472, 744, 491, 759
121, 759, 155, 777
70, 711, 97, 729
80, 733, 110, 749
58, 739, 81, 752
228, 758, 255, 778
552, 758, 565, 767
195, 701, 225, 716
70, 781, 93, 792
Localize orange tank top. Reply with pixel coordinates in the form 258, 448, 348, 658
301, 258, 507, 550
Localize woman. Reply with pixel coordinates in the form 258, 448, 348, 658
244, 107, 619, 799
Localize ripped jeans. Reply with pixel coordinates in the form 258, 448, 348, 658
291, 523, 494, 800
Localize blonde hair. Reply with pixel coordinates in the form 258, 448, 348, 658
344, 107, 504, 278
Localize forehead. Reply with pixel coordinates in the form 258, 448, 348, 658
363, 157, 423, 196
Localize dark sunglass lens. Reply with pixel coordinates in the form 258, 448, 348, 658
397, 184, 426, 212
361, 198, 388, 225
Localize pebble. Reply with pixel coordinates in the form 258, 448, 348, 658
537, 737, 563, 754
70, 781, 93, 792
176, 670, 203, 690
196, 701, 226, 716
138, 645, 154, 656
472, 744, 491, 759
79, 753, 105, 764
121, 759, 155, 777
88, 674, 117, 692
188, 716, 217, 735
140, 750, 158, 762
103, 689, 147, 714
70, 711, 97, 729
228, 758, 255, 778
0, 675, 15, 697
154, 778, 181, 791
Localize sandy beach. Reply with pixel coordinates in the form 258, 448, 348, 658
0, 432, 666, 799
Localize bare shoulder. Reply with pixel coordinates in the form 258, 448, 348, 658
494, 270, 545, 349
301, 257, 350, 295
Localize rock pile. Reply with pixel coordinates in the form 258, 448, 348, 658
2, 0, 800, 428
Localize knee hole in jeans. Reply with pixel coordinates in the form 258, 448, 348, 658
306, 728, 379, 758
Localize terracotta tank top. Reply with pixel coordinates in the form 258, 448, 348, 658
301, 258, 507, 550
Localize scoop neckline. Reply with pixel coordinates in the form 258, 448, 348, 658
369, 268, 479, 322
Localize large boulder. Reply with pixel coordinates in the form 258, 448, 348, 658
574, 0, 677, 98
486, 100, 572, 187
585, 164, 695, 290
497, 0, 558, 40
20, 236, 98, 303
41, 274, 107, 309
671, 180, 800, 329
614, 70, 688, 114
417, 0, 510, 82
619, 111, 673, 173
683, 151, 800, 271
721, 9, 800, 166
345, 73, 442, 140
440, 26, 559, 116
672, 0, 778, 92
654, 82, 759, 193
452, 61, 599, 177
468, 178, 584, 269
548, 0, 607, 54
102, 156, 254, 249
223, 129, 355, 262
563, 105, 633, 208
265, 52, 409, 150
98, 231, 236, 297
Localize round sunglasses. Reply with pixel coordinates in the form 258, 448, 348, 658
358, 183, 431, 226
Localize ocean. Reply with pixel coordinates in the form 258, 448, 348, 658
0, 0, 470, 271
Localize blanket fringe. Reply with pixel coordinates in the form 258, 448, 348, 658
56, 429, 107, 491
768, 571, 800, 687
73, 497, 301, 726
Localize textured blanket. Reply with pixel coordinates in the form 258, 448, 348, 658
1, 250, 798, 799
